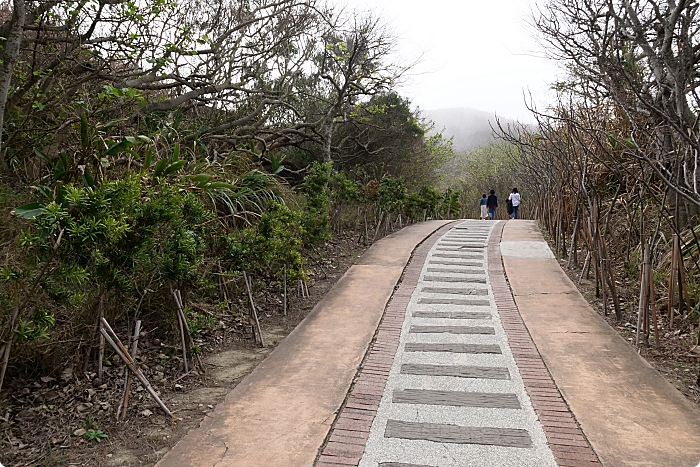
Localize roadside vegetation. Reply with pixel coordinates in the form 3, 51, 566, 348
499, 0, 700, 401
0, 0, 464, 464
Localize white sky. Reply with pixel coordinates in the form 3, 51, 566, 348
339, 0, 561, 123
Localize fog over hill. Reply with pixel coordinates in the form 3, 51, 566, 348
423, 108, 519, 153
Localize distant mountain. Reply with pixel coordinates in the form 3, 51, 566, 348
423, 108, 517, 153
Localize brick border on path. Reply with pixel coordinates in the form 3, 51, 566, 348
316, 220, 603, 467
315, 221, 459, 467
488, 220, 603, 467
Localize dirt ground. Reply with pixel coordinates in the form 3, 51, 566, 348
549, 247, 700, 407
0, 233, 370, 467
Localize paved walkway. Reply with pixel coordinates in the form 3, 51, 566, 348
357, 220, 557, 466
156, 220, 700, 467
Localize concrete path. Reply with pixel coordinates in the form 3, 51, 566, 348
502, 220, 700, 467
357, 221, 557, 466
155, 220, 452, 467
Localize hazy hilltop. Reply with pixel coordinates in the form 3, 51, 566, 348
423, 108, 518, 153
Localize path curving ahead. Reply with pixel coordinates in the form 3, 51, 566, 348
156, 220, 700, 467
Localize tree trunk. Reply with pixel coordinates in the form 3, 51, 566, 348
0, 0, 26, 172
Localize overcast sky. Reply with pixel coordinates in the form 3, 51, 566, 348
338, 0, 561, 123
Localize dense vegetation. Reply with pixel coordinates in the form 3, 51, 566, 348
0, 0, 460, 395
502, 0, 700, 351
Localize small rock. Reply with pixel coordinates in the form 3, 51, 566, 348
73, 428, 87, 437
152, 416, 166, 426
61, 368, 74, 381
174, 384, 183, 391
76, 403, 93, 412
140, 409, 153, 417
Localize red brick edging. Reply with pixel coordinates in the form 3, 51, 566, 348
315, 222, 459, 467
488, 220, 602, 467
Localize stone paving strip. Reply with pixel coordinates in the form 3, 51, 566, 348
317, 221, 564, 467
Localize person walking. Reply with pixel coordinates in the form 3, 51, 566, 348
479, 193, 488, 220
508, 188, 521, 219
486, 190, 498, 219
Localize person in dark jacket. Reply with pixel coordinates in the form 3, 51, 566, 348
486, 190, 498, 219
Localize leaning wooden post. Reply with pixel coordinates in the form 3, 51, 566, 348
174, 289, 205, 373
669, 234, 679, 329
677, 236, 691, 316
649, 269, 660, 348
636, 243, 650, 347
117, 319, 141, 420
97, 295, 105, 379
243, 272, 265, 348
283, 263, 287, 317
170, 285, 189, 374
100, 318, 173, 418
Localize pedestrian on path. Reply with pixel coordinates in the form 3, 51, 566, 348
486, 190, 498, 219
508, 188, 521, 219
479, 193, 488, 220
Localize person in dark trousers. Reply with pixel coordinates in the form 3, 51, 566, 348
508, 188, 521, 219
486, 190, 498, 219
479, 193, 488, 220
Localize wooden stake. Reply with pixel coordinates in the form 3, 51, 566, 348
117, 319, 141, 420
678, 240, 691, 315
173, 289, 205, 373
98, 294, 105, 379
650, 269, 659, 348
636, 243, 650, 347
600, 234, 622, 320
670, 234, 679, 329
579, 251, 591, 285
100, 318, 172, 418
243, 272, 265, 348
283, 263, 287, 317
173, 289, 189, 374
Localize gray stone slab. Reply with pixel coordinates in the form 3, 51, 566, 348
428, 260, 484, 267
420, 287, 488, 295
392, 389, 521, 409
426, 267, 485, 274
422, 276, 487, 283
400, 363, 510, 380
417, 297, 490, 306
412, 311, 492, 319
384, 420, 533, 448
404, 343, 502, 354
410, 325, 495, 335
432, 253, 482, 259
379, 464, 436, 467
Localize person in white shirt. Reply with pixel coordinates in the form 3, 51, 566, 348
508, 188, 521, 219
